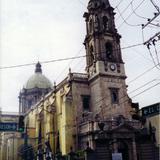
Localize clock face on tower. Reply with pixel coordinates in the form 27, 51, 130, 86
109, 64, 116, 71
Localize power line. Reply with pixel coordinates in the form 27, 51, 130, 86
116, 7, 142, 27
128, 63, 160, 84
148, 48, 160, 70
115, 0, 125, 8
118, 0, 146, 29
131, 82, 160, 99
115, 0, 135, 21
143, 32, 160, 69
0, 55, 86, 70
0, 43, 144, 70
153, 44, 160, 67
130, 1, 149, 20
122, 39, 152, 63
99, 82, 160, 118
128, 78, 159, 94
95, 77, 159, 108
122, 43, 143, 49
55, 46, 85, 82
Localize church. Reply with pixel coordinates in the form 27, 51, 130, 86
18, 0, 159, 160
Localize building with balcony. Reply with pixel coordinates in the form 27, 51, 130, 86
19, 0, 159, 160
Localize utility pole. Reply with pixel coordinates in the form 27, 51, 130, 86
144, 32, 160, 46
142, 1, 160, 68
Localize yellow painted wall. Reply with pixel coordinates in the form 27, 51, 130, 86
25, 80, 87, 156
55, 84, 76, 155
146, 115, 160, 146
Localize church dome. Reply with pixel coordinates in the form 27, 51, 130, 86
24, 62, 52, 89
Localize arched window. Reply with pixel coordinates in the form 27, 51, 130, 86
102, 2, 106, 8
94, 2, 98, 8
94, 15, 99, 31
105, 42, 113, 60
103, 16, 109, 30
110, 88, 119, 104
90, 45, 94, 64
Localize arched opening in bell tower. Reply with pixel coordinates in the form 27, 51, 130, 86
102, 16, 109, 31
105, 42, 113, 60
89, 45, 95, 65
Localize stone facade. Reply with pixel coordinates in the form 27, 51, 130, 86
23, 0, 141, 159
4, 0, 158, 159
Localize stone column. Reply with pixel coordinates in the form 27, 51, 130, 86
132, 137, 137, 160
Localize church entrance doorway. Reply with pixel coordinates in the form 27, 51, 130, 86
117, 141, 129, 160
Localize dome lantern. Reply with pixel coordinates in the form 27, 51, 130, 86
35, 62, 42, 73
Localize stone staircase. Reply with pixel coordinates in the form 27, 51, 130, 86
155, 146, 160, 160
95, 142, 111, 160
139, 143, 159, 160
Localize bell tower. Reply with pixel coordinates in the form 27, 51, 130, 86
83, 0, 133, 119
84, 0, 124, 76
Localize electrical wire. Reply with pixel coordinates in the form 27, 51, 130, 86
0, 55, 86, 70
131, 82, 160, 99
128, 78, 159, 94
150, 0, 160, 12
148, 48, 160, 70
153, 42, 160, 67
141, 27, 145, 43
123, 39, 153, 63
116, 6, 141, 27
128, 62, 160, 84
99, 82, 160, 119
94, 77, 159, 107
131, 1, 149, 20
55, 46, 85, 82
116, 0, 135, 21
115, 0, 125, 9
118, 0, 146, 29
55, 42, 143, 82
122, 43, 143, 49
0, 43, 144, 70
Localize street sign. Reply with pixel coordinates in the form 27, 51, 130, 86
142, 103, 160, 117
0, 122, 18, 132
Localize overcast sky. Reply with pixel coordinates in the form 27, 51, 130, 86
0, 0, 160, 112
